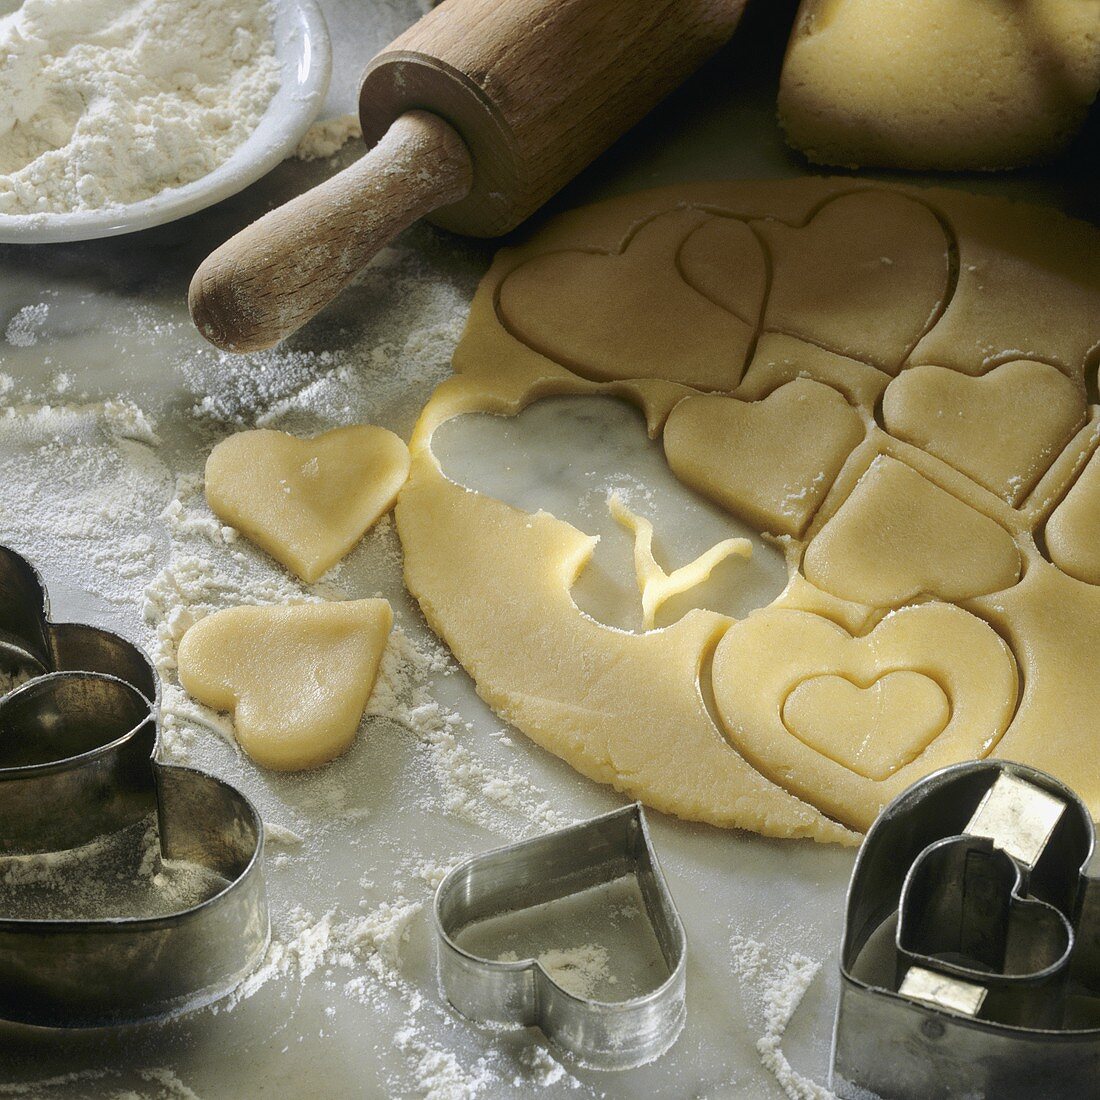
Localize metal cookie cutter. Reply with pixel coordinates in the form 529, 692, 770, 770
434, 803, 687, 1069
831, 759, 1100, 1099
0, 545, 268, 1027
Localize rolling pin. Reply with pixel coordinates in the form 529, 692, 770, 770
189, 0, 747, 352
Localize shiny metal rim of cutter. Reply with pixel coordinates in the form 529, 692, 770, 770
0, 544, 269, 1028
831, 758, 1100, 1100
434, 802, 687, 1070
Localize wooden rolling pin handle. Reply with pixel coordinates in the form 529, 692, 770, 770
188, 111, 474, 353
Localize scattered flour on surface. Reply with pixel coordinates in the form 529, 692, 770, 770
293, 114, 362, 161
730, 935, 835, 1100
497, 945, 612, 1001
5, 302, 49, 346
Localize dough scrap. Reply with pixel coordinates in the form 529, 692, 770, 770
883, 360, 1086, 505
177, 599, 392, 771
205, 425, 410, 583
778, 0, 1100, 170
803, 455, 1022, 606
396, 179, 1100, 838
609, 493, 752, 629
664, 379, 865, 538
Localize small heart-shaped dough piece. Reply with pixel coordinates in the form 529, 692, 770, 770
664, 378, 865, 537
883, 360, 1086, 505
497, 210, 765, 391
712, 602, 1018, 828
177, 599, 392, 771
1046, 446, 1100, 585
804, 455, 1021, 606
759, 191, 951, 372
206, 425, 410, 583
782, 671, 950, 781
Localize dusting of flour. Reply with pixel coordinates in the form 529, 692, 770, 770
730, 935, 835, 1100
0, 0, 279, 215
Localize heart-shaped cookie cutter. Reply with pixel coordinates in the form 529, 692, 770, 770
831, 759, 1100, 1099
433, 802, 686, 1070
0, 545, 268, 1027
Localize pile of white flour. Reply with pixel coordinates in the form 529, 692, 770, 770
0, 0, 279, 215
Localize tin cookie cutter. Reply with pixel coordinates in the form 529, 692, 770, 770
434, 802, 687, 1069
832, 758, 1100, 1099
0, 545, 268, 1027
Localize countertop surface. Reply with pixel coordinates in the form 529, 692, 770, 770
0, 1, 1095, 1097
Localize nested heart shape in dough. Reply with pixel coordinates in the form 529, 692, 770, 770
205, 425, 410, 583
711, 602, 1018, 830
758, 190, 952, 372
496, 209, 766, 391
803, 455, 1022, 606
663, 378, 865, 538
177, 599, 392, 771
883, 360, 1086, 505
782, 671, 950, 781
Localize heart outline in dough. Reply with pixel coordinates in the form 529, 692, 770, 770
710, 602, 1019, 830
496, 190, 953, 392
781, 670, 951, 781
663, 378, 866, 538
496, 208, 766, 392
882, 359, 1086, 505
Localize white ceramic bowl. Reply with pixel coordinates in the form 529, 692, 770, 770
0, 0, 332, 244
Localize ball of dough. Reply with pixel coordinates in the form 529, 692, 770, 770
778, 0, 1100, 170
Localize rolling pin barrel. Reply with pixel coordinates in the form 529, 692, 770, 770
190, 0, 746, 352
360, 0, 744, 237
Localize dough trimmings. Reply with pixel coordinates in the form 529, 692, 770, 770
397, 178, 1100, 840
610, 493, 752, 630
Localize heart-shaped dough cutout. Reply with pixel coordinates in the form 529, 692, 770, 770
782, 671, 950, 781
177, 599, 392, 771
758, 190, 951, 371
711, 601, 1018, 829
1046, 446, 1100, 585
804, 455, 1021, 606
883, 360, 1086, 505
205, 425, 410, 583
664, 378, 865, 537
497, 209, 765, 391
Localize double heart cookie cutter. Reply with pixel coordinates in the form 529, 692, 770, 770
0, 545, 268, 1027
832, 758, 1100, 1099
434, 802, 687, 1069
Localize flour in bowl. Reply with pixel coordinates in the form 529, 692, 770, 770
0, 0, 279, 216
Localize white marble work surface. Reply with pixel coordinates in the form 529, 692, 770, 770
0, 1, 1096, 1097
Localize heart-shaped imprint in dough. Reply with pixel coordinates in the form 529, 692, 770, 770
804, 455, 1021, 606
758, 190, 951, 372
782, 671, 950, 781
663, 378, 865, 537
711, 602, 1018, 829
883, 360, 1086, 505
205, 425, 410, 583
1046, 447, 1100, 585
177, 599, 392, 771
497, 209, 766, 391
